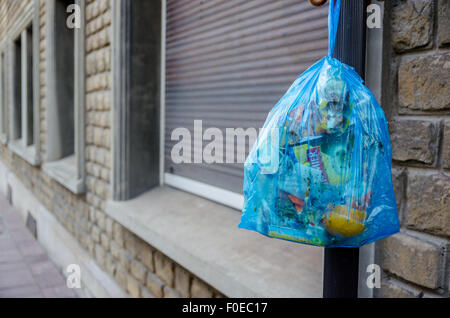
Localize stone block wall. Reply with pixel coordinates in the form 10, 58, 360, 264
375, 0, 449, 298
0, 0, 224, 298
39, 0, 47, 158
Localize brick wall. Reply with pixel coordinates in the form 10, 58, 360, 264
0, 0, 224, 298
0, 1, 33, 39
375, 0, 449, 298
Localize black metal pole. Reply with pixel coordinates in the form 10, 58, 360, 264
323, 0, 368, 299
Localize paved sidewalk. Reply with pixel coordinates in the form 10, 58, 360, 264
0, 195, 77, 298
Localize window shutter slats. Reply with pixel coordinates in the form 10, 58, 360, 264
165, 0, 328, 193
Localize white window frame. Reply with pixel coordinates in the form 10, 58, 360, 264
43, 0, 85, 194
0, 39, 8, 145
6, 0, 40, 166
159, 0, 244, 210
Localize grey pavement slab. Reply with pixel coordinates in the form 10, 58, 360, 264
0, 195, 77, 298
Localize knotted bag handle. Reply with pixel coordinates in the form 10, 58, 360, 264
327, 0, 341, 57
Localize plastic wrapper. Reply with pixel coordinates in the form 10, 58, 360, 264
238, 0, 400, 247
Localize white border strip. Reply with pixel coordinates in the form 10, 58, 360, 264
164, 173, 244, 211
159, 0, 167, 186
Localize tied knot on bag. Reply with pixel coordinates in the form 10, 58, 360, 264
328, 0, 341, 57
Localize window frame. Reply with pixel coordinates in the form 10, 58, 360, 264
111, 0, 162, 201
6, 0, 40, 166
43, 0, 86, 194
158, 0, 244, 210
111, 0, 244, 209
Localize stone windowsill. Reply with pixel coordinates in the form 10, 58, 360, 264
105, 186, 323, 298
8, 139, 40, 166
43, 155, 85, 194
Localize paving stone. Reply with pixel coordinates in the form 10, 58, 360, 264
0, 195, 77, 298
9, 227, 36, 244
3, 214, 26, 230
30, 260, 59, 276
0, 260, 28, 272
0, 249, 24, 264
24, 253, 49, 266
0, 285, 43, 298
16, 239, 47, 257
0, 236, 16, 250
0, 269, 35, 290
33, 268, 66, 289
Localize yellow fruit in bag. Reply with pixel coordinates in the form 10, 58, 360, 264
323, 205, 366, 237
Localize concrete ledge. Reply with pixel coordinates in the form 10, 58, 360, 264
43, 155, 85, 194
106, 186, 323, 298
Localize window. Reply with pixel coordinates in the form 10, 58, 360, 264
50, 0, 75, 159
0, 45, 7, 143
44, 0, 85, 194
162, 0, 329, 209
6, 1, 40, 165
12, 36, 22, 141
11, 28, 34, 145
25, 25, 34, 147
112, 0, 329, 209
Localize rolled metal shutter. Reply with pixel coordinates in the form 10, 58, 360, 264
165, 0, 329, 194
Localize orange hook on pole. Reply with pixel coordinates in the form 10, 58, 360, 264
310, 0, 328, 6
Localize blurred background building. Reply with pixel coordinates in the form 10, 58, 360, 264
0, 0, 448, 298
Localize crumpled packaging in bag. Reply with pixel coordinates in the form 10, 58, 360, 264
238, 0, 399, 247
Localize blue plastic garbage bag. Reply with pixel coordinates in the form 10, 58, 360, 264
238, 0, 400, 247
